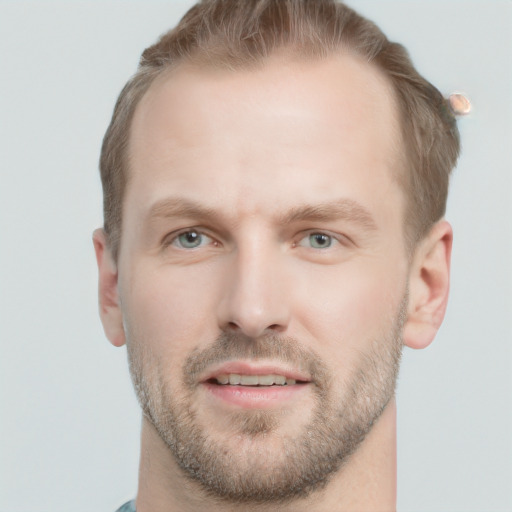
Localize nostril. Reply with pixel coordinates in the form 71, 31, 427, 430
221, 311, 289, 338
268, 324, 281, 331
227, 322, 240, 331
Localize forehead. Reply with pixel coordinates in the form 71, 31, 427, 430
126, 53, 403, 232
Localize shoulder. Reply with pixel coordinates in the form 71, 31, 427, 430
115, 500, 136, 512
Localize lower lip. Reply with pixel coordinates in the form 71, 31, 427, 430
203, 382, 309, 409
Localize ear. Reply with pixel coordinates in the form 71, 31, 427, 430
403, 220, 453, 350
92, 228, 126, 347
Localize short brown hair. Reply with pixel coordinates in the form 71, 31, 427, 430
100, 0, 460, 261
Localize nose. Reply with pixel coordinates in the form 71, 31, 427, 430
216, 240, 291, 338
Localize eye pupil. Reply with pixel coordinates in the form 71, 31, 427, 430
310, 233, 331, 248
178, 231, 202, 248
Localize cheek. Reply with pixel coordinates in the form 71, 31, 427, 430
292, 257, 407, 352
120, 261, 221, 360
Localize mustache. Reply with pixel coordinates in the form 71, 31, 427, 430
183, 331, 330, 389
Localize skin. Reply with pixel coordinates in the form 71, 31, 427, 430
94, 53, 452, 511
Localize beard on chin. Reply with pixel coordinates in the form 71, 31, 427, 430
126, 296, 406, 505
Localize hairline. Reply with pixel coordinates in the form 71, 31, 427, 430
115, 47, 411, 261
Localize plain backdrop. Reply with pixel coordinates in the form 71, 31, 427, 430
1, 1, 511, 511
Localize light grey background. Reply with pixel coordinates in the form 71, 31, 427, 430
1, 1, 510, 511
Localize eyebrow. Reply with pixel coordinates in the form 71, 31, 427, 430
277, 200, 378, 230
146, 197, 217, 222
145, 196, 378, 231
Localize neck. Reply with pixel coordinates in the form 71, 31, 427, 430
136, 399, 397, 512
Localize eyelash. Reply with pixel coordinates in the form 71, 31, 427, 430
164, 228, 349, 251
297, 231, 340, 249
165, 229, 216, 250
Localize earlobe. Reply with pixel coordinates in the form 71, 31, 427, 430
403, 221, 453, 350
92, 228, 126, 347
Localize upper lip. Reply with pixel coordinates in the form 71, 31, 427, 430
200, 361, 311, 383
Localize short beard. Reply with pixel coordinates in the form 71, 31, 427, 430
126, 296, 406, 505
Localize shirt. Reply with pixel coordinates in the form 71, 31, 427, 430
115, 500, 136, 512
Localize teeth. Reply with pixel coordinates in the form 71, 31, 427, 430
214, 374, 299, 386
258, 375, 275, 386
274, 375, 285, 385
240, 375, 259, 385
228, 374, 241, 385
216, 374, 229, 385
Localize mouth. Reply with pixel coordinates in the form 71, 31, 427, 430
201, 361, 311, 386
200, 362, 311, 409
208, 374, 303, 386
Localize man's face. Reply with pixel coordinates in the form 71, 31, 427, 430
117, 54, 410, 502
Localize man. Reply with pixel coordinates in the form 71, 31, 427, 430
93, 0, 461, 510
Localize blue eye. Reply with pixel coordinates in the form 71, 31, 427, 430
307, 233, 333, 249
297, 232, 336, 249
174, 230, 208, 249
